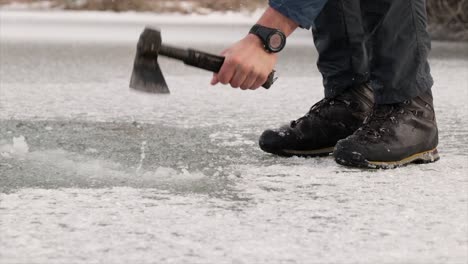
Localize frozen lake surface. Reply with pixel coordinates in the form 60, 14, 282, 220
1, 11, 468, 263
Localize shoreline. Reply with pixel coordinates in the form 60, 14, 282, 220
0, 9, 466, 41
0, 9, 261, 25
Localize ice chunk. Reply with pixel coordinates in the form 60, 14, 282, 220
0, 136, 29, 157
13, 136, 29, 155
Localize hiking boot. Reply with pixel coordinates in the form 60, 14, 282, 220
334, 90, 439, 169
259, 83, 374, 157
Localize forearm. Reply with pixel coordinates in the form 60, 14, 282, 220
256, 7, 299, 37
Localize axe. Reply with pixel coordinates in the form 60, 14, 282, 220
129, 27, 277, 94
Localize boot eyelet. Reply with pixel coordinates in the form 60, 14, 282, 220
413, 111, 423, 117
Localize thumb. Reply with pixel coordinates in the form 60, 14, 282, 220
211, 48, 229, 85
211, 73, 219, 85
220, 48, 229, 56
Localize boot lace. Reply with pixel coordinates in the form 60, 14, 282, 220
357, 101, 409, 140
290, 98, 354, 128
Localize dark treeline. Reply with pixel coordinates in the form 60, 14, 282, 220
427, 0, 467, 40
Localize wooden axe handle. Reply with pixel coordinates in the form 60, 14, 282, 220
159, 45, 276, 89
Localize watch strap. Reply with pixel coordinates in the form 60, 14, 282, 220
249, 24, 275, 41
249, 24, 264, 35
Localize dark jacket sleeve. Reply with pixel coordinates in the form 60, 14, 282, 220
269, 0, 328, 29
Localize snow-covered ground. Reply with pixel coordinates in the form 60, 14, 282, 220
1, 11, 467, 264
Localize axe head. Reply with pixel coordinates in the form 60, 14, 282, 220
130, 27, 170, 94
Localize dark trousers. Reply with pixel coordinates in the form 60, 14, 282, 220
313, 0, 433, 104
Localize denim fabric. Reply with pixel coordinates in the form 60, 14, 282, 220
269, 0, 328, 29
313, 0, 370, 98
269, 0, 433, 103
317, 0, 433, 104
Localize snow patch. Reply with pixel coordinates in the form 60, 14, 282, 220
141, 167, 206, 182
209, 132, 255, 147
0, 136, 206, 186
0, 136, 29, 157
0, 1, 54, 10
136, 140, 147, 173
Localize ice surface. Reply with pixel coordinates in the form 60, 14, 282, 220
1, 10, 467, 264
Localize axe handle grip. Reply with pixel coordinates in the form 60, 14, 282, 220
185, 49, 276, 89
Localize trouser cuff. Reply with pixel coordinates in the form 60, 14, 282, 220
324, 73, 369, 99
373, 75, 434, 104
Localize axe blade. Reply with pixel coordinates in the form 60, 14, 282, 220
129, 27, 170, 94
130, 58, 170, 94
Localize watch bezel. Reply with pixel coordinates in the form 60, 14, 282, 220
266, 30, 286, 53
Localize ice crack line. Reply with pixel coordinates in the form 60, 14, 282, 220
136, 140, 147, 173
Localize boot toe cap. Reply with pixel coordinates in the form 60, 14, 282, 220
334, 137, 370, 167
259, 127, 293, 155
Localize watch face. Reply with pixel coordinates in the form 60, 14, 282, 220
270, 34, 283, 49
268, 32, 285, 52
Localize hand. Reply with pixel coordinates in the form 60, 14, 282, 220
211, 34, 277, 90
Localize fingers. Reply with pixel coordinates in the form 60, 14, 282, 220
240, 70, 257, 90
216, 56, 237, 86
213, 65, 268, 90
231, 65, 249, 89
252, 73, 268, 90
209, 36, 278, 90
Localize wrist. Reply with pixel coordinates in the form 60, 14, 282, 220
246, 34, 273, 54
245, 33, 263, 47
244, 34, 278, 57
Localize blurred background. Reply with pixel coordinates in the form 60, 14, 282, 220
1, 0, 466, 41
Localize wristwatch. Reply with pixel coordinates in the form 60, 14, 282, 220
249, 24, 286, 53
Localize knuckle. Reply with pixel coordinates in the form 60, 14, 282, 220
232, 56, 242, 65
237, 64, 249, 76
254, 71, 264, 79
227, 56, 240, 66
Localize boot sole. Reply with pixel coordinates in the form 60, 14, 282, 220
263, 146, 335, 157
335, 148, 440, 169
